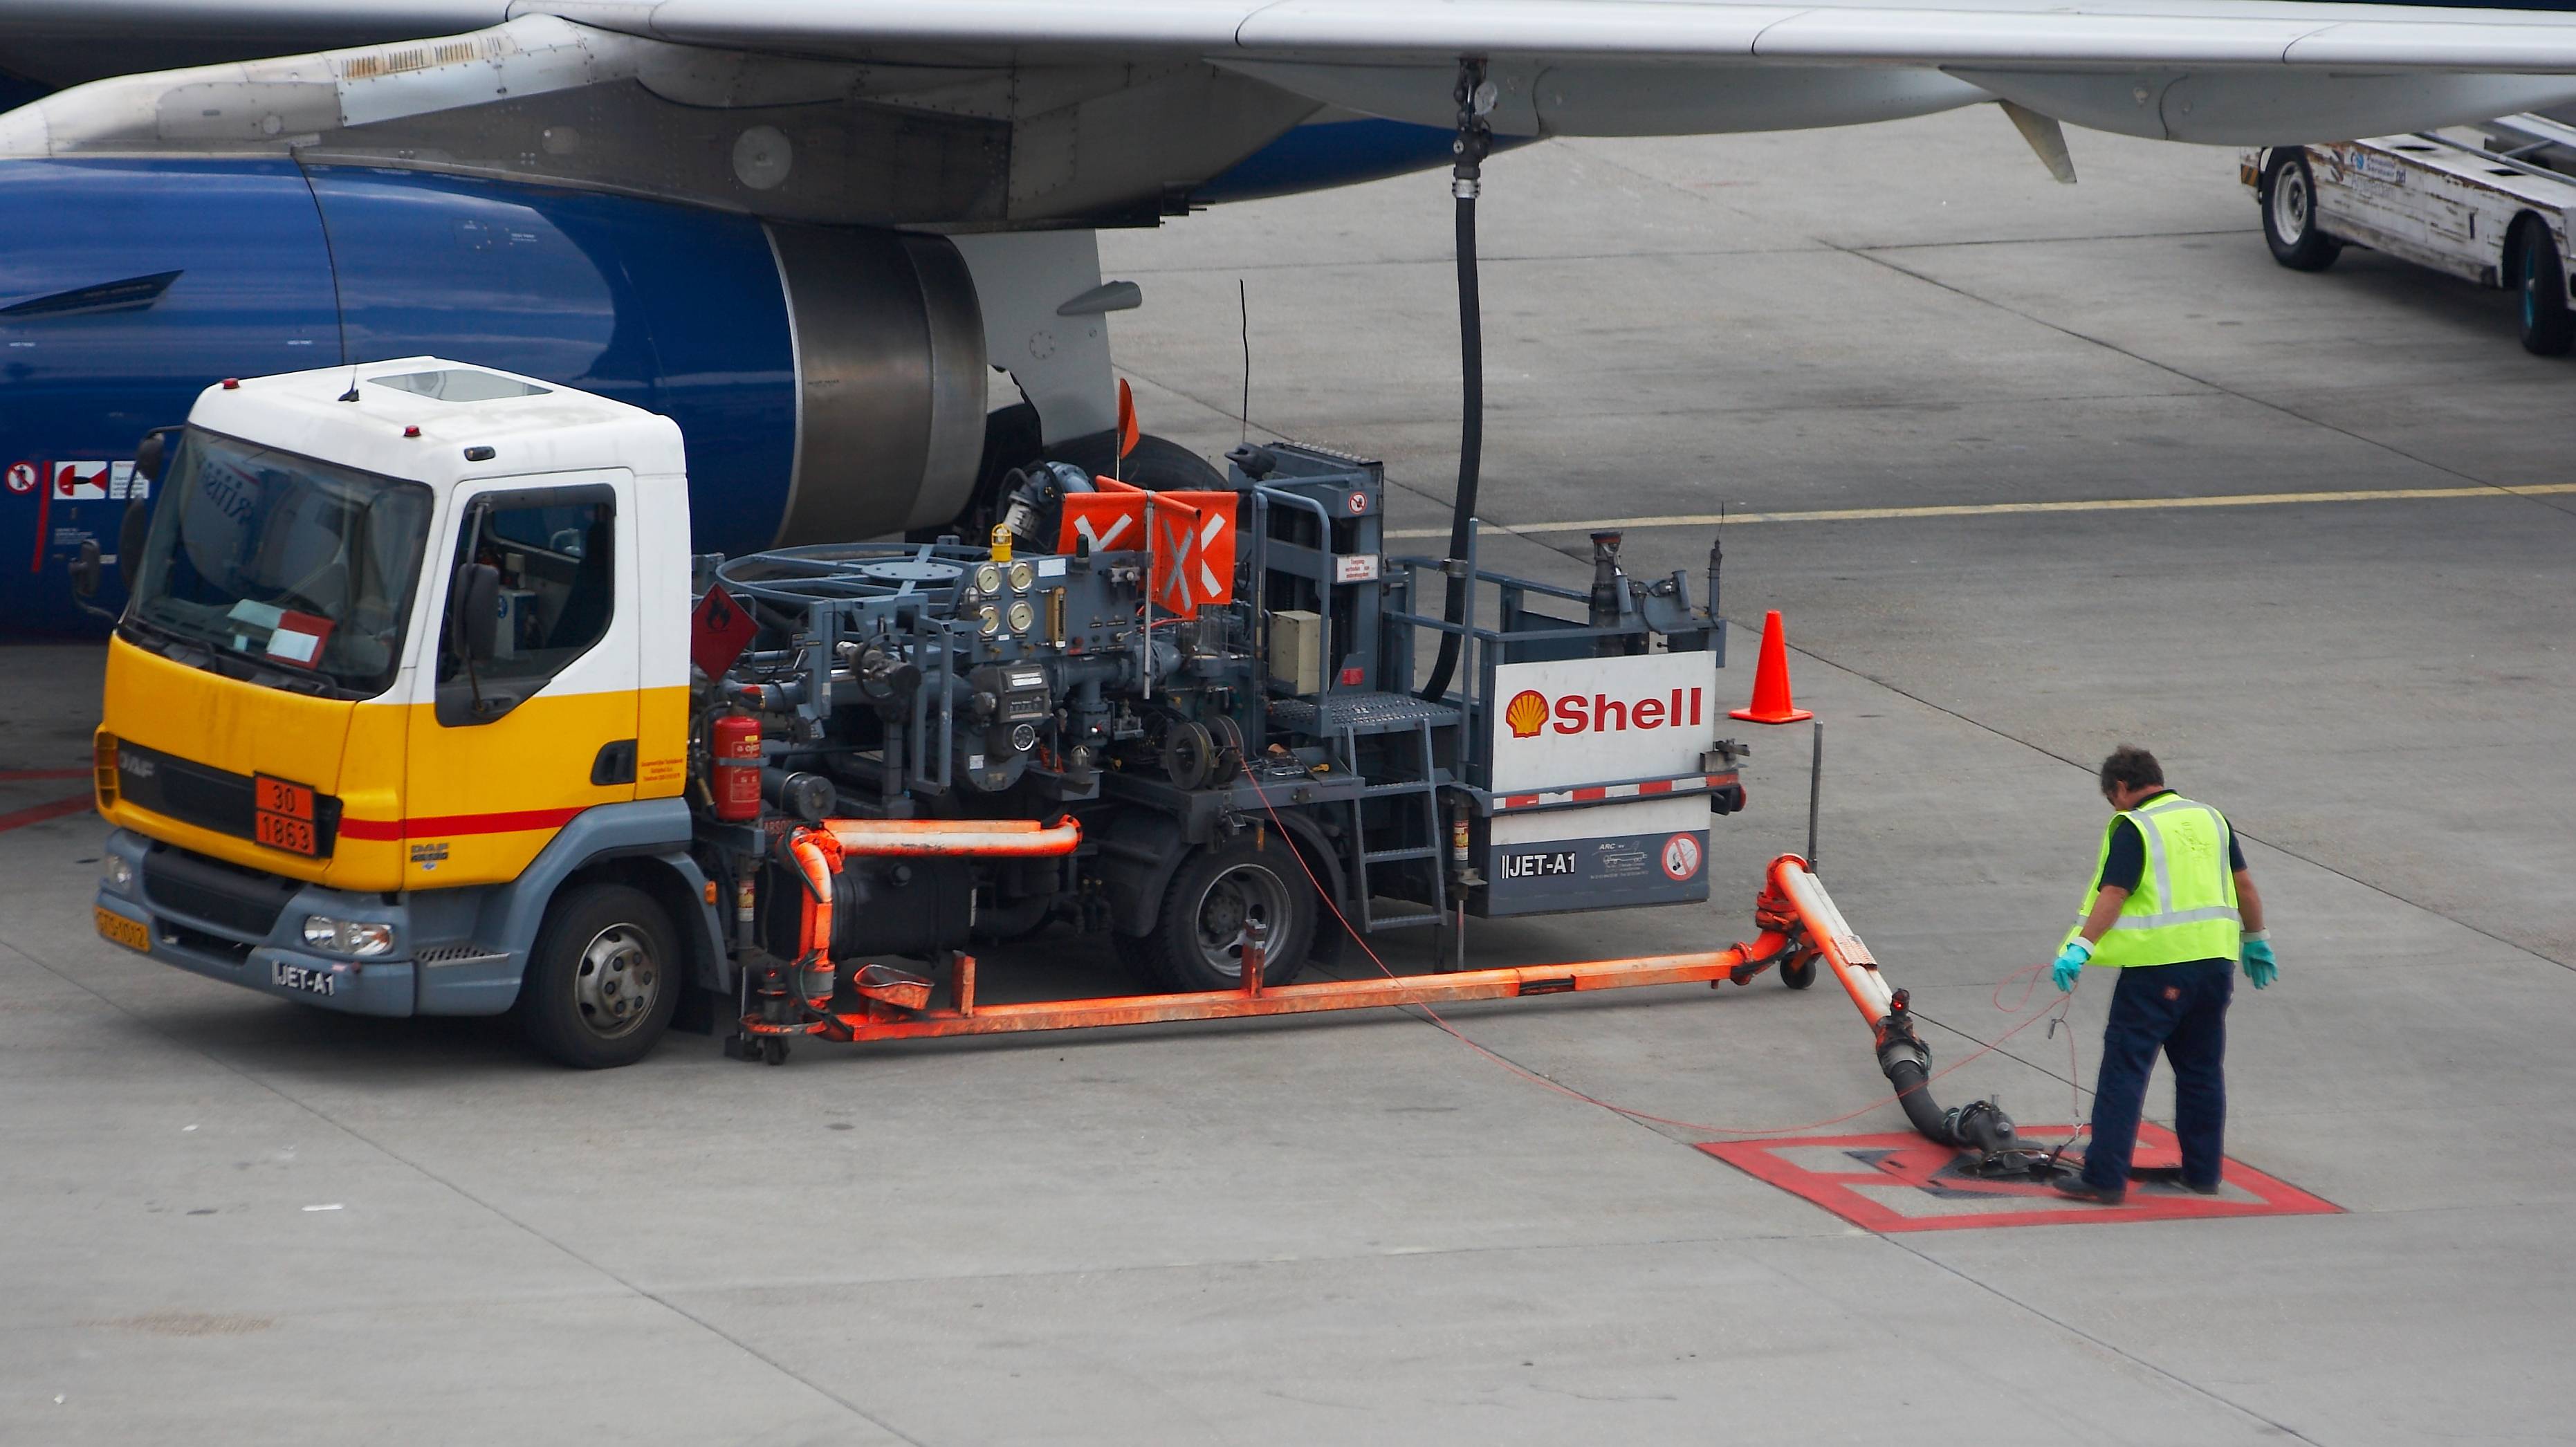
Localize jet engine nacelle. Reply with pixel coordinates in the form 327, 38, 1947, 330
0, 157, 986, 636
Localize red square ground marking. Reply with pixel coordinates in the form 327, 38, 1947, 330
1698, 1122, 2339, 1233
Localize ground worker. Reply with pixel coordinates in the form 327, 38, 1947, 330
2049, 746, 2273, 1205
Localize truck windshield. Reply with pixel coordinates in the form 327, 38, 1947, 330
123, 428, 434, 698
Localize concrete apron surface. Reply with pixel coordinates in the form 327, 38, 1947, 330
4, 109, 2570, 1444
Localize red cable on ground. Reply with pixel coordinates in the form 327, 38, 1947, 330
1239, 767, 2083, 1140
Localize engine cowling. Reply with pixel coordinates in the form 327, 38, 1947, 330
0, 156, 986, 635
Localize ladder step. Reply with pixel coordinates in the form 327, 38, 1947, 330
1366, 913, 1442, 930
1363, 846, 1440, 863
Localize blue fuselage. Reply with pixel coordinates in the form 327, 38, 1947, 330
0, 118, 1466, 636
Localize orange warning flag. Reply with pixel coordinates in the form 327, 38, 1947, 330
1054, 487, 1241, 610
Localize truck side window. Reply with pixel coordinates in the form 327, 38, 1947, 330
435, 487, 614, 726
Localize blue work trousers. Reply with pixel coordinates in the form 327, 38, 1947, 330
2081, 957, 2233, 1192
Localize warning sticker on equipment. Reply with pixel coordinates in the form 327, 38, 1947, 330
1699, 1123, 2338, 1233
1659, 832, 1702, 881
51, 461, 107, 500
1482, 827, 1708, 915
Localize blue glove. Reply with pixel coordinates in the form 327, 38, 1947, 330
2243, 932, 2276, 990
2052, 938, 2092, 991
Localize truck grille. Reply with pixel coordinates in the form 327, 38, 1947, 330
141, 845, 303, 940
116, 741, 341, 858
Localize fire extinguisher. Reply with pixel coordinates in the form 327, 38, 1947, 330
710, 712, 763, 822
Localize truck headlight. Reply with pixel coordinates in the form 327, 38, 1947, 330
102, 856, 132, 892
302, 915, 395, 957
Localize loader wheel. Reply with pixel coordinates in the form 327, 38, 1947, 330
2262, 151, 2341, 272
2514, 219, 2575, 356
517, 883, 679, 1069
1139, 833, 1315, 993
1780, 954, 1819, 990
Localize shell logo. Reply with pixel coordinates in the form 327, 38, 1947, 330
1503, 690, 1549, 739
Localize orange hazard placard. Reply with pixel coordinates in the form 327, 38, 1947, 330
254, 774, 320, 856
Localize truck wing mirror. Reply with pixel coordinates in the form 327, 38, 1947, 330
132, 429, 169, 485
450, 562, 500, 665
68, 539, 103, 600
116, 501, 149, 593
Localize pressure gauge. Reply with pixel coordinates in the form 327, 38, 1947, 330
975, 562, 1003, 594
1007, 560, 1035, 591
1009, 723, 1038, 752
1007, 600, 1036, 634
977, 604, 1002, 637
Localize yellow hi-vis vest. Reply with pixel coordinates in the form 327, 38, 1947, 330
2065, 793, 2243, 967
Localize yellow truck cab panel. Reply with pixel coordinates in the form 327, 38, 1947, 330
97, 359, 694, 980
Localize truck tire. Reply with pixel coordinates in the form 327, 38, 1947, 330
2262, 151, 2341, 272
2514, 219, 2575, 356
517, 883, 679, 1068
1138, 832, 1316, 993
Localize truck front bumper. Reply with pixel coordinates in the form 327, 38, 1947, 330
94, 829, 418, 1017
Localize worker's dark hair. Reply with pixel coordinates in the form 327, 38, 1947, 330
2098, 745, 2164, 795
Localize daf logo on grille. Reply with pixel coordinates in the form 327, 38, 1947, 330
119, 755, 156, 779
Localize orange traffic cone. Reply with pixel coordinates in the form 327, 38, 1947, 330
1729, 610, 1812, 724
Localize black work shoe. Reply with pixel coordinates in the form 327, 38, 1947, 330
2053, 1178, 2127, 1206
2182, 1180, 2223, 1196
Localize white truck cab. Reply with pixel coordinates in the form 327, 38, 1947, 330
93, 360, 712, 1065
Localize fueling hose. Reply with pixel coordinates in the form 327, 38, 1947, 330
1875, 1004, 2030, 1160
1420, 58, 1496, 704
1767, 858, 2050, 1170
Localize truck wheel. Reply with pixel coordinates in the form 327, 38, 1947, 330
1142, 833, 1315, 993
2262, 151, 2341, 272
2514, 220, 2575, 356
517, 883, 679, 1068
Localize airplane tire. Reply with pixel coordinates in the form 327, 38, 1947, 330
2261, 151, 2342, 273
2514, 219, 2575, 357
1047, 430, 1226, 490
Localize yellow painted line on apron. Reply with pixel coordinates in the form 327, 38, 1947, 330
1379, 482, 2576, 540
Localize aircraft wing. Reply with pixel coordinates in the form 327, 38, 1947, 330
602, 0, 2576, 142
10, 0, 2576, 144
10, 0, 2576, 226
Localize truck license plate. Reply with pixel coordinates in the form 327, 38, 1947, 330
93, 907, 149, 954
272, 961, 335, 997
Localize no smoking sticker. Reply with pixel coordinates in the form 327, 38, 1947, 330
1660, 832, 1702, 881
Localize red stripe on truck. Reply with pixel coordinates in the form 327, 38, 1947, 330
336, 806, 583, 842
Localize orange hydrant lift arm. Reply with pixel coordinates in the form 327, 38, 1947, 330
1771, 857, 2051, 1173
760, 848, 1841, 1047
753, 849, 2052, 1172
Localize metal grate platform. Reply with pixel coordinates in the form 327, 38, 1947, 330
1267, 692, 1460, 737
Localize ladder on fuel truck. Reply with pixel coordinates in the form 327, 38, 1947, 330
1267, 692, 1458, 932
1240, 443, 1466, 936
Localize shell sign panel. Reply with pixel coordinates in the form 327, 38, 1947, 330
1488, 652, 1715, 792
1482, 652, 1718, 916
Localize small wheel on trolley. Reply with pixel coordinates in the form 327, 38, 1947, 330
1779, 952, 1819, 990
2261, 149, 2342, 273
